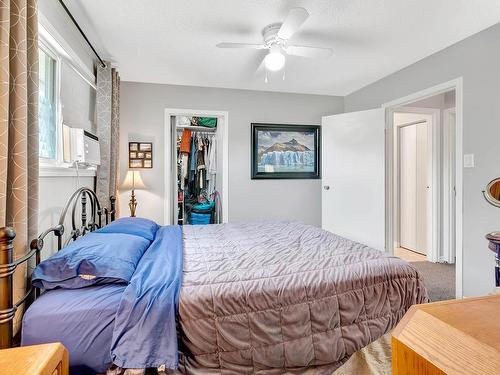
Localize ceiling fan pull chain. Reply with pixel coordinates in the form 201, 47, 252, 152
283, 69, 286, 81
265, 70, 269, 84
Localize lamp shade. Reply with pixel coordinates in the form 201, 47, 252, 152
121, 170, 146, 190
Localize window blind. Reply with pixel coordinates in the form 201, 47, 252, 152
60, 61, 96, 133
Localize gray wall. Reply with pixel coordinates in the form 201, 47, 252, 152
119, 83, 343, 226
345, 23, 500, 297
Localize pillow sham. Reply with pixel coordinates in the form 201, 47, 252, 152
32, 232, 150, 290
94, 217, 159, 241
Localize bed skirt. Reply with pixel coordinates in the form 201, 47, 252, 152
106, 333, 392, 375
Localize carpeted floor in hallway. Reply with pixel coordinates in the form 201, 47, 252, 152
410, 261, 455, 301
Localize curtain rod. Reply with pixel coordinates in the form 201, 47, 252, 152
57, 0, 106, 68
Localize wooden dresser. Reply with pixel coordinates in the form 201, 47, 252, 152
392, 295, 500, 375
0, 343, 68, 375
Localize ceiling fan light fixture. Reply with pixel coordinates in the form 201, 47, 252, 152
264, 46, 285, 72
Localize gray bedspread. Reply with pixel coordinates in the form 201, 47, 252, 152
179, 222, 428, 374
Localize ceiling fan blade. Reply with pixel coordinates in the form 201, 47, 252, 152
285, 45, 333, 59
278, 7, 309, 40
216, 42, 266, 49
255, 56, 266, 76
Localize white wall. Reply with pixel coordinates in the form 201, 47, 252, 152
38, 175, 94, 258
119, 82, 344, 226
345, 23, 500, 297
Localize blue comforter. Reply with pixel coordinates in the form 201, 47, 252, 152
110, 225, 183, 369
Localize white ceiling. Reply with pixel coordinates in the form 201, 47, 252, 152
66, 0, 500, 96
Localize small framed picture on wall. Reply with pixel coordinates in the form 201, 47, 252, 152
129, 142, 153, 168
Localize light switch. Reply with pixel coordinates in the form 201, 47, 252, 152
464, 154, 475, 168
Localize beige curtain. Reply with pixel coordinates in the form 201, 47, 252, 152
96, 63, 120, 213
0, 0, 39, 330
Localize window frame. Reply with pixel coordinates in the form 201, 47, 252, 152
38, 38, 63, 169
37, 22, 98, 177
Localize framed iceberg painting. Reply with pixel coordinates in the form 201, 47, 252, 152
251, 123, 321, 179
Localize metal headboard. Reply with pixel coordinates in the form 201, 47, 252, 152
0, 187, 116, 349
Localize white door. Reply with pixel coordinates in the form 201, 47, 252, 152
399, 122, 428, 254
399, 125, 417, 251
321, 108, 386, 250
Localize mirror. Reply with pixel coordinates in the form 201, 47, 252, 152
483, 178, 500, 207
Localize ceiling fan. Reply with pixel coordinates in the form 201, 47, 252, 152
216, 7, 333, 80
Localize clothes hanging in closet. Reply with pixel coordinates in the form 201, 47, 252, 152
207, 138, 217, 195
179, 129, 192, 190
179, 132, 217, 199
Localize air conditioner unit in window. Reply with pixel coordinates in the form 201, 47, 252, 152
63, 125, 100, 166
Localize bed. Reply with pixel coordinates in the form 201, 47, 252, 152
0, 188, 428, 375
22, 284, 125, 374
178, 222, 427, 373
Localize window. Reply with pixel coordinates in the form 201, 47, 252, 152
38, 47, 57, 160
37, 24, 97, 176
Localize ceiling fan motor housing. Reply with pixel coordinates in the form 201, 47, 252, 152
262, 23, 285, 47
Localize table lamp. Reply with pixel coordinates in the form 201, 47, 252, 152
122, 170, 146, 217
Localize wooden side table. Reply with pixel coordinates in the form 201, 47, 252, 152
0, 343, 68, 375
392, 295, 500, 375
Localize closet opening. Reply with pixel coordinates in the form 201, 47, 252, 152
389, 89, 457, 301
164, 109, 229, 225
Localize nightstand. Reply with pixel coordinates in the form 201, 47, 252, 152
0, 343, 68, 375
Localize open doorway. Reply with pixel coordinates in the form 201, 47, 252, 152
385, 81, 461, 301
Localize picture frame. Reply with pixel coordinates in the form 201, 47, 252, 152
251, 123, 320, 179
129, 142, 153, 169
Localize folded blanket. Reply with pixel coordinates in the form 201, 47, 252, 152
110, 225, 183, 369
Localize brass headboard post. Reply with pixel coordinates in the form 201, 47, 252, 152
0, 227, 15, 349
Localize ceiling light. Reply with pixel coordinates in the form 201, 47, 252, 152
265, 46, 285, 72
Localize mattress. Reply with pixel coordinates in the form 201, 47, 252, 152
178, 221, 428, 374
22, 284, 126, 375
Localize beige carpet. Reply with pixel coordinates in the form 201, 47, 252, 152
332, 333, 392, 375
410, 261, 455, 301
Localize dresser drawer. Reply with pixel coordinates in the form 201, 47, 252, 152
0, 343, 69, 375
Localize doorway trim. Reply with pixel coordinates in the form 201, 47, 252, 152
442, 108, 456, 264
393, 107, 440, 263
382, 77, 464, 298
163, 108, 229, 225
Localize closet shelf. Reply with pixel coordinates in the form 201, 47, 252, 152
176, 125, 217, 133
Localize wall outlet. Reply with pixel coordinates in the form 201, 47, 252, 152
464, 154, 475, 168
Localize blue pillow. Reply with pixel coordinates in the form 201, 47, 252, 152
32, 232, 150, 290
94, 217, 159, 241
